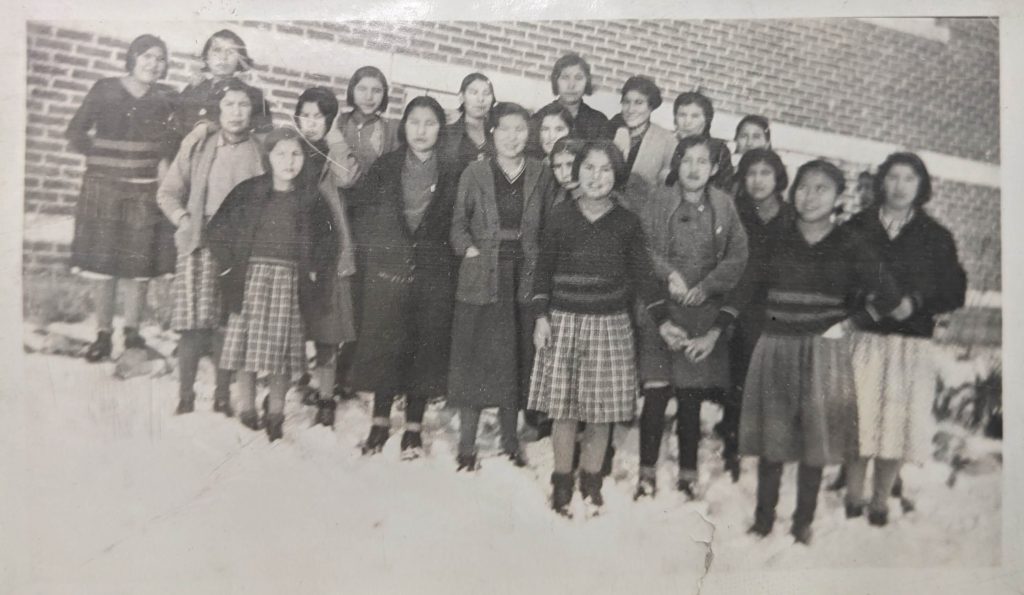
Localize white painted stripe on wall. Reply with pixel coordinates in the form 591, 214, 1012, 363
56, 21, 1002, 189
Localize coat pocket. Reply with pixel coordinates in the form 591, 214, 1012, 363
455, 252, 491, 305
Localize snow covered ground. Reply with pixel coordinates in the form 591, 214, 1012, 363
2, 321, 1003, 594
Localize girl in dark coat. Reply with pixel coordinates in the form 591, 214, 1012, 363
843, 152, 967, 526
673, 92, 735, 193
532, 53, 615, 142
440, 73, 496, 178
206, 128, 338, 441
528, 102, 574, 160
66, 34, 179, 361
448, 103, 557, 471
347, 96, 458, 460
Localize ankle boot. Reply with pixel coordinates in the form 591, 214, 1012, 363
634, 466, 658, 500
239, 409, 260, 431
265, 413, 284, 442
579, 471, 604, 515
551, 472, 575, 517
175, 392, 195, 415
84, 330, 113, 362
123, 327, 146, 350
314, 396, 337, 428
212, 387, 234, 418
400, 431, 424, 460
456, 452, 478, 472
748, 508, 775, 537
362, 425, 390, 455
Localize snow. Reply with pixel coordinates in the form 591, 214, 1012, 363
2, 321, 1003, 595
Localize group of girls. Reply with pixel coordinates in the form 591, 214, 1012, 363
65, 30, 967, 542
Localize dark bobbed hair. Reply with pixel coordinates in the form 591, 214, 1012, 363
550, 53, 594, 96
620, 75, 662, 111
665, 136, 719, 187
736, 148, 789, 198
295, 86, 340, 133
488, 102, 532, 132
457, 72, 496, 115
673, 91, 714, 138
260, 127, 304, 174
346, 66, 390, 114
788, 159, 847, 204
397, 95, 447, 147
125, 34, 168, 79
734, 114, 771, 144
209, 77, 260, 123
200, 29, 252, 72
548, 136, 587, 167
875, 151, 933, 207
571, 139, 627, 189
534, 102, 574, 132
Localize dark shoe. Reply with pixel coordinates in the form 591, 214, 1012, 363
579, 471, 604, 516
551, 472, 575, 517
790, 522, 813, 545
212, 391, 234, 418
456, 452, 478, 472
634, 466, 657, 500
676, 477, 697, 500
265, 413, 284, 442
503, 449, 528, 468
400, 431, 424, 461
123, 327, 146, 350
600, 445, 616, 478
748, 514, 775, 537
724, 455, 741, 483
84, 331, 113, 362
314, 396, 337, 428
845, 502, 864, 519
361, 425, 390, 455
175, 397, 195, 415
827, 466, 847, 491
868, 509, 889, 527
891, 474, 904, 498
239, 409, 260, 431
333, 383, 357, 401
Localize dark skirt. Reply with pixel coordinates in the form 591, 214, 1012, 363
305, 274, 357, 345
448, 242, 533, 410
70, 175, 176, 279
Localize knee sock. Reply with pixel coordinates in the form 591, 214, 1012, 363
638, 386, 673, 467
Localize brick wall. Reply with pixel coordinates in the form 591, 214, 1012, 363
23, 19, 1001, 294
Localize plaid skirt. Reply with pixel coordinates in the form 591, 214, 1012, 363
170, 248, 221, 331
527, 310, 639, 423
70, 175, 176, 279
220, 258, 306, 378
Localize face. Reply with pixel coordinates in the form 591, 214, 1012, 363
677, 144, 717, 193
269, 138, 305, 183
855, 175, 875, 211
674, 103, 706, 139
620, 90, 652, 129
744, 161, 777, 202
539, 114, 570, 156
297, 102, 328, 143
492, 114, 529, 159
735, 122, 768, 154
882, 164, 920, 211
577, 150, 616, 199
556, 64, 587, 105
353, 76, 385, 115
218, 89, 254, 135
404, 106, 442, 154
794, 169, 840, 223
461, 79, 494, 120
551, 151, 577, 189
206, 36, 243, 78
130, 45, 166, 85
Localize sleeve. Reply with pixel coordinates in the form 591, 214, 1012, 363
849, 230, 903, 326
916, 226, 967, 315
309, 191, 339, 276
637, 191, 677, 281
346, 156, 385, 210
65, 79, 104, 154
318, 169, 355, 276
627, 217, 670, 325
205, 183, 246, 274
695, 200, 750, 296
326, 134, 361, 189
449, 167, 478, 256
529, 208, 560, 319
156, 139, 195, 225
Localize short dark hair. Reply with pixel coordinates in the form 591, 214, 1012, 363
457, 72, 496, 115
125, 34, 168, 79
397, 95, 446, 148
260, 127, 304, 174
665, 136, 718, 187
550, 53, 594, 96
572, 139, 627, 189
295, 86, 340, 133
534, 101, 574, 132
488, 102, 532, 132
736, 148, 789, 198
734, 114, 771, 144
620, 75, 662, 111
209, 78, 259, 124
673, 91, 715, 138
548, 136, 586, 167
789, 159, 847, 204
346, 66, 390, 114
200, 29, 252, 72
875, 151, 933, 207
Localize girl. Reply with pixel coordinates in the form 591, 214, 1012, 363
347, 97, 458, 459
158, 79, 265, 415
635, 136, 749, 499
548, 137, 586, 207
738, 159, 902, 544
844, 153, 966, 526
612, 75, 676, 211
529, 140, 683, 516
293, 86, 358, 426
533, 53, 614, 141
719, 148, 795, 481
66, 33, 179, 361
673, 91, 734, 192
448, 103, 556, 471
733, 115, 772, 156
440, 72, 496, 177
175, 29, 272, 135
206, 128, 338, 441
529, 102, 574, 159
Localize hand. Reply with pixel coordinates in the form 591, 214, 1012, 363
684, 328, 721, 363
336, 260, 356, 278
534, 316, 552, 351
658, 321, 689, 351
309, 272, 318, 283
465, 246, 481, 258
668, 271, 688, 302
682, 285, 707, 307
889, 296, 915, 321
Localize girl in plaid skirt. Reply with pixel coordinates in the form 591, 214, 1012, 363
207, 128, 338, 441
528, 140, 685, 516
